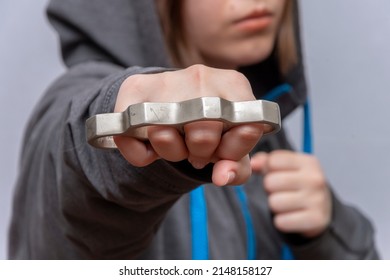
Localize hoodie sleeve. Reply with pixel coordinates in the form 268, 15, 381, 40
13, 61, 210, 259
285, 190, 379, 259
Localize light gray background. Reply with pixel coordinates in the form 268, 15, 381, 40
1, 0, 389, 259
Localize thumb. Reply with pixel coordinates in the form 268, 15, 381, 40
250, 152, 269, 174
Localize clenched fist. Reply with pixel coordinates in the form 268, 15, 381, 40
114, 65, 265, 186
251, 150, 332, 238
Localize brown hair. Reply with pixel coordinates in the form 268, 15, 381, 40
157, 0, 298, 75
156, 0, 185, 66
276, 0, 298, 75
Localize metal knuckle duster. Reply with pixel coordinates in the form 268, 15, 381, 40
86, 97, 281, 149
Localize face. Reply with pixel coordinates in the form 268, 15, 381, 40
181, 0, 286, 69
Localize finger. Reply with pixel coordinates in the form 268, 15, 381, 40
212, 155, 251, 186
147, 126, 188, 162
114, 136, 159, 167
263, 171, 303, 193
217, 123, 264, 160
267, 150, 304, 171
273, 210, 325, 235
250, 152, 269, 173
184, 121, 223, 169
268, 191, 305, 214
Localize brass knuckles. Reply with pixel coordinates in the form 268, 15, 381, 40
86, 97, 281, 149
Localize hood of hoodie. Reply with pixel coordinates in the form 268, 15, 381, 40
47, 0, 307, 118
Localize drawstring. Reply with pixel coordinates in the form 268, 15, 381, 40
190, 185, 209, 259
303, 100, 313, 154
190, 185, 257, 260
264, 84, 313, 259
262, 83, 294, 101
234, 186, 257, 260
190, 84, 313, 260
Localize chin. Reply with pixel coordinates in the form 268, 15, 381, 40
235, 51, 273, 67
203, 42, 275, 69
233, 41, 275, 67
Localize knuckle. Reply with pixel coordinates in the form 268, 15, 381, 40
188, 64, 208, 72
149, 130, 176, 145
225, 70, 256, 101
187, 64, 209, 82
187, 131, 217, 146
185, 122, 222, 147
310, 172, 326, 188
310, 211, 325, 228
274, 215, 288, 231
306, 155, 320, 166
226, 70, 249, 86
236, 125, 263, 143
123, 74, 146, 92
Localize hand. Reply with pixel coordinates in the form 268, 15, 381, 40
114, 64, 265, 186
251, 150, 332, 238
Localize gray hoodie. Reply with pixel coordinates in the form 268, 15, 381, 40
8, 0, 378, 259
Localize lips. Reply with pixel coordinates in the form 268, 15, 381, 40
233, 10, 273, 32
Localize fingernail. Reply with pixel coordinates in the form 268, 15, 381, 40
190, 160, 207, 169
224, 171, 236, 186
